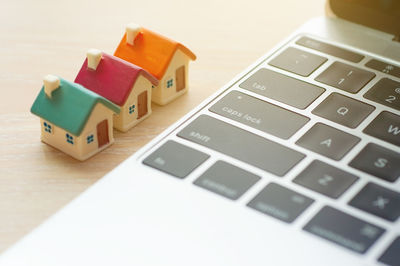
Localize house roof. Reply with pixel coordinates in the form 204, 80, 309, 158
114, 28, 196, 80
75, 52, 158, 106
31, 77, 120, 136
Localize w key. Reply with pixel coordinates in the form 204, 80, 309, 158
363, 111, 400, 147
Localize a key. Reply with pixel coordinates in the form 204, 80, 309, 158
177, 115, 305, 176
239, 68, 325, 109
365, 59, 400, 79
268, 47, 327, 76
303, 206, 385, 254
296, 123, 360, 160
349, 182, 400, 222
296, 36, 364, 63
363, 111, 400, 147
315, 62, 375, 93
349, 143, 400, 183
209, 91, 309, 139
378, 237, 400, 266
143, 140, 209, 178
312, 92, 374, 128
194, 160, 260, 200
247, 183, 314, 223
364, 78, 400, 111
293, 160, 358, 199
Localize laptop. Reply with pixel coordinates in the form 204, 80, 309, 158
1, 0, 400, 265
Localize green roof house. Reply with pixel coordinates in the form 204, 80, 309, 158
31, 75, 120, 161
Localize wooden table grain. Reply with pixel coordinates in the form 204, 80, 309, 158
0, 0, 325, 253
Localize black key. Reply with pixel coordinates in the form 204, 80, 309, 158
296, 123, 360, 160
269, 47, 327, 77
312, 93, 375, 128
143, 140, 209, 178
293, 160, 358, 199
349, 182, 400, 222
364, 78, 400, 111
366, 59, 400, 79
378, 237, 400, 266
177, 115, 305, 176
247, 183, 314, 223
349, 143, 400, 183
296, 36, 364, 63
239, 68, 325, 109
315, 62, 375, 93
363, 111, 400, 147
303, 206, 385, 254
209, 91, 309, 139
194, 161, 260, 200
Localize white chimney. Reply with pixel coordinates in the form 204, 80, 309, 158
43, 75, 60, 98
87, 48, 102, 70
126, 23, 142, 46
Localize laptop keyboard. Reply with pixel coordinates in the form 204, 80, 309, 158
142, 35, 400, 263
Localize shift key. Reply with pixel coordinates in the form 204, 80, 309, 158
177, 115, 305, 176
209, 91, 309, 139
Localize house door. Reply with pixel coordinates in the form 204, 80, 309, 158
137, 91, 148, 119
176, 66, 185, 92
96, 119, 109, 148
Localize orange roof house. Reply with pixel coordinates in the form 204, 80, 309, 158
114, 23, 196, 105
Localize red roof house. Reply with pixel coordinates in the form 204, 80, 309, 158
75, 49, 158, 132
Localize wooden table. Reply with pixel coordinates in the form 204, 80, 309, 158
0, 0, 325, 253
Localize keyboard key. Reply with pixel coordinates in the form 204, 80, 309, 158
315, 62, 375, 93
366, 59, 400, 79
312, 93, 374, 128
363, 111, 400, 147
378, 237, 400, 266
296, 36, 364, 63
303, 206, 385, 254
269, 47, 327, 76
194, 160, 260, 200
293, 160, 358, 199
177, 115, 305, 177
239, 68, 325, 109
143, 140, 209, 178
349, 143, 400, 183
296, 123, 360, 160
349, 182, 400, 222
209, 91, 309, 139
364, 78, 400, 111
247, 183, 314, 223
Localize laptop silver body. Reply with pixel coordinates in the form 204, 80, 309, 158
1, 1, 399, 265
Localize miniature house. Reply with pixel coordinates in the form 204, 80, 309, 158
75, 49, 158, 132
31, 75, 120, 161
114, 23, 196, 105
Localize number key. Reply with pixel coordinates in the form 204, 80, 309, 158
364, 78, 400, 111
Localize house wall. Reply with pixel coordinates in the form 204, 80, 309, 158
113, 75, 153, 132
40, 103, 115, 161
152, 49, 190, 105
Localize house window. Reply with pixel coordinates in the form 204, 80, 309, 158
167, 79, 173, 88
129, 104, 135, 114
87, 134, 94, 144
43, 121, 52, 133
66, 133, 74, 144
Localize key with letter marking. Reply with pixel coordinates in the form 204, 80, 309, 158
293, 160, 358, 199
349, 182, 400, 222
312, 93, 374, 128
349, 143, 400, 183
296, 123, 360, 160
363, 111, 400, 147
